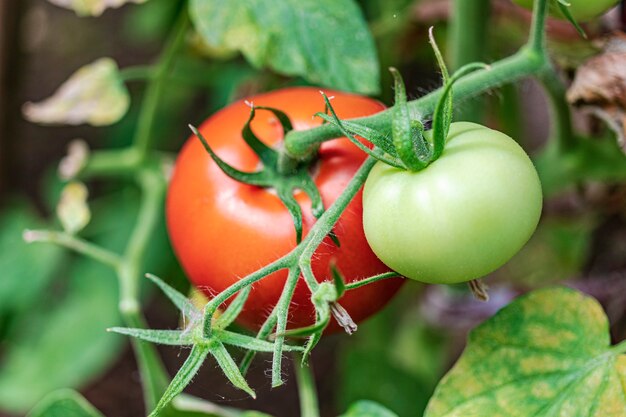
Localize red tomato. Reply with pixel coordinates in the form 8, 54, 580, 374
166, 87, 404, 332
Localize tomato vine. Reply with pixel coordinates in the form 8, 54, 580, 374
23, 0, 585, 416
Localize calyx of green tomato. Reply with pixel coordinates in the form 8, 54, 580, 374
189, 104, 338, 245
319, 29, 488, 173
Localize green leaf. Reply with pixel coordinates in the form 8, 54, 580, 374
0, 258, 122, 413
22, 58, 130, 126
339, 401, 399, 417
189, 0, 380, 94
0, 203, 63, 315
425, 287, 626, 417
0, 191, 173, 413
47, 0, 148, 17
27, 390, 104, 417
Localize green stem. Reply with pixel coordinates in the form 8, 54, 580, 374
133, 9, 189, 160
23, 230, 122, 269
202, 257, 293, 337
293, 355, 320, 417
344, 272, 400, 291
528, 0, 550, 54
118, 169, 166, 313
448, 0, 490, 122
120, 65, 157, 82
538, 67, 576, 152
299, 156, 380, 261
284, 49, 546, 159
116, 169, 169, 411
239, 311, 278, 375
272, 267, 300, 387
81, 148, 142, 178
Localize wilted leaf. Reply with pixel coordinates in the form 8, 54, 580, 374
27, 390, 104, 417
189, 0, 380, 94
59, 140, 90, 181
339, 401, 400, 417
57, 182, 91, 234
47, 0, 148, 17
23, 58, 130, 126
425, 287, 626, 417
567, 34, 626, 152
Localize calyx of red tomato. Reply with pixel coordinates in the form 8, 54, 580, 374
319, 29, 488, 173
189, 104, 338, 245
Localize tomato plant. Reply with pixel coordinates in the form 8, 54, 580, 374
362, 122, 543, 284
14, 0, 626, 415
512, 0, 620, 21
166, 87, 404, 331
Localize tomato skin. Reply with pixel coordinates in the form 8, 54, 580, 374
166, 87, 404, 331
512, 0, 619, 21
362, 122, 543, 284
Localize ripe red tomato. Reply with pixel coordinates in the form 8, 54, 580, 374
166, 87, 404, 332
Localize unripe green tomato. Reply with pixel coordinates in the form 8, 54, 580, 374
512, 0, 619, 22
362, 122, 543, 284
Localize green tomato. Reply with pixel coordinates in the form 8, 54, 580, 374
512, 0, 619, 22
362, 122, 543, 284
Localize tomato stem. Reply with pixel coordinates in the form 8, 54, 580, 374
538, 67, 577, 153
133, 8, 189, 162
23, 229, 122, 269
447, 0, 490, 123
272, 267, 301, 387
293, 354, 321, 417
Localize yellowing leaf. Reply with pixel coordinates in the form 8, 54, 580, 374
47, 0, 148, 17
23, 58, 129, 126
57, 182, 91, 235
425, 287, 626, 417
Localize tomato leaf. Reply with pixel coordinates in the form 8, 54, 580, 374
150, 345, 212, 417
0, 203, 63, 316
22, 58, 130, 126
339, 401, 400, 417
188, 0, 380, 94
26, 389, 104, 417
47, 0, 148, 17
0, 258, 123, 413
425, 287, 626, 417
